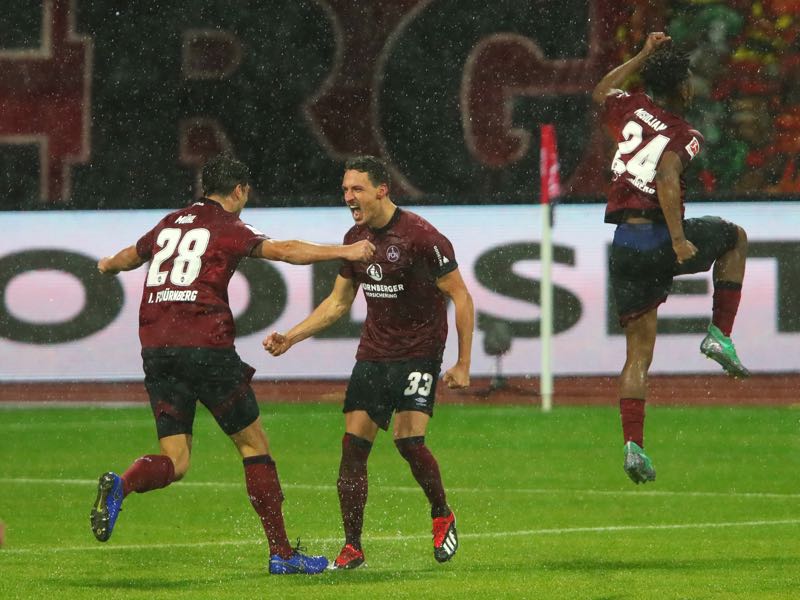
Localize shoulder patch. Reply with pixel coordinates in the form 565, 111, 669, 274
685, 136, 701, 159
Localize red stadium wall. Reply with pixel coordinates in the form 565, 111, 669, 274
1, 0, 798, 209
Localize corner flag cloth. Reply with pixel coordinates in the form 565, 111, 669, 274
539, 124, 561, 205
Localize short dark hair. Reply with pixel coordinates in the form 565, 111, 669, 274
201, 154, 251, 196
344, 155, 391, 189
641, 46, 692, 98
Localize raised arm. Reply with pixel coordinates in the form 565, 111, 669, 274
263, 274, 358, 356
436, 268, 474, 389
591, 32, 671, 104
251, 238, 374, 264
656, 151, 697, 264
97, 245, 145, 275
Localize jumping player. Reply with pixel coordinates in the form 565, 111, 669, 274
91, 154, 375, 574
592, 33, 750, 484
264, 155, 474, 568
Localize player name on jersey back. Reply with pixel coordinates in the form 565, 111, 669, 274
633, 108, 668, 132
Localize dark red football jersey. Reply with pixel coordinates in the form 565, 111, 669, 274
339, 208, 458, 361
602, 91, 704, 223
135, 198, 266, 349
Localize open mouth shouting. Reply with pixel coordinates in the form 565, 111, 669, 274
347, 202, 363, 221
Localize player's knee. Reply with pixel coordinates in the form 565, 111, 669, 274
395, 436, 425, 459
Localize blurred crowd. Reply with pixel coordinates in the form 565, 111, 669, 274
615, 0, 800, 196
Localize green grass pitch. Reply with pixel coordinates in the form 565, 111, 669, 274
1, 402, 799, 599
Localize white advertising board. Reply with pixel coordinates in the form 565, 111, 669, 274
0, 203, 797, 380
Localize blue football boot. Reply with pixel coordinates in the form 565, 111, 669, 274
269, 540, 329, 575
90, 472, 124, 542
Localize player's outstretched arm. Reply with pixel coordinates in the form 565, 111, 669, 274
253, 239, 375, 265
437, 268, 474, 389
97, 245, 145, 275
264, 275, 358, 356
591, 32, 671, 104
656, 151, 698, 264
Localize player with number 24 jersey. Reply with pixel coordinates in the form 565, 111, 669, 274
603, 90, 703, 224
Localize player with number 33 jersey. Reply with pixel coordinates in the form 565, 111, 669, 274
264, 156, 474, 569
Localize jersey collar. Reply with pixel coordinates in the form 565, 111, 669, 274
370, 207, 402, 234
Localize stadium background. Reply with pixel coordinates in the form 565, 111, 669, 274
0, 0, 798, 404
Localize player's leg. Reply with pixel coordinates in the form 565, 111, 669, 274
332, 360, 386, 570
90, 440, 182, 543
620, 308, 658, 484
394, 410, 458, 563
391, 358, 456, 562
91, 351, 189, 542
228, 419, 293, 561
682, 218, 750, 377
609, 226, 673, 484
202, 350, 327, 574
394, 412, 448, 519
229, 418, 330, 574
331, 410, 378, 569
707, 225, 749, 376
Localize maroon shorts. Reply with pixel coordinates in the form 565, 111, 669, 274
609, 216, 739, 327
141, 347, 259, 438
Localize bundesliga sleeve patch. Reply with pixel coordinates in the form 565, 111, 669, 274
685, 137, 701, 159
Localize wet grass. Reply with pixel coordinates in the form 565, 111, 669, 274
1, 403, 798, 599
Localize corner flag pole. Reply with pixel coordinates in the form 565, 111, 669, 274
539, 124, 560, 412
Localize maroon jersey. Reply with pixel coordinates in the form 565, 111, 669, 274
339, 208, 458, 361
602, 91, 703, 224
135, 198, 266, 349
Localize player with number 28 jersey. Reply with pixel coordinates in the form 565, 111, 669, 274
89, 154, 375, 575
136, 198, 265, 349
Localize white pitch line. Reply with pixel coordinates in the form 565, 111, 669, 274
3, 519, 800, 556
1, 477, 799, 500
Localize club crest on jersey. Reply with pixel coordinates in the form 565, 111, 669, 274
386, 245, 400, 262
686, 137, 701, 158
367, 263, 383, 281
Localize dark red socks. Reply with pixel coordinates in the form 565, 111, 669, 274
619, 398, 645, 448
395, 436, 449, 519
712, 281, 742, 337
121, 454, 175, 497
243, 455, 292, 559
337, 433, 372, 550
